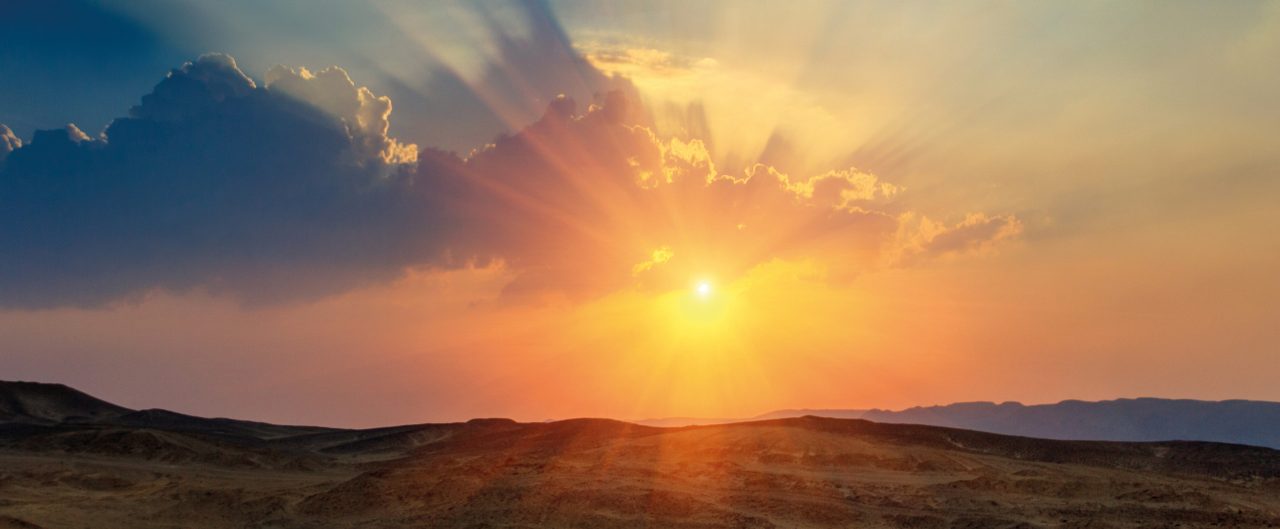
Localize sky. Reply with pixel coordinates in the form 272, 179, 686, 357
1, 0, 1278, 427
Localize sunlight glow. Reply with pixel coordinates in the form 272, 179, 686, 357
695, 280, 713, 298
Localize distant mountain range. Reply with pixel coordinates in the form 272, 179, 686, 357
640, 398, 1280, 449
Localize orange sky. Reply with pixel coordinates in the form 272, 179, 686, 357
1, 2, 1279, 427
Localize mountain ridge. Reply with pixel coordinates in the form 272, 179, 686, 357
640, 397, 1280, 449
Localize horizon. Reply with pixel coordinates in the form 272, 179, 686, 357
2, 0, 1279, 430
6, 377, 1277, 429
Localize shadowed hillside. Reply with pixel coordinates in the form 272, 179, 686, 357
0, 382, 130, 424
2, 381, 1279, 528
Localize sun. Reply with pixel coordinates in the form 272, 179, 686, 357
695, 280, 713, 298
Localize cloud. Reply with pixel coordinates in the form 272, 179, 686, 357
130, 53, 256, 121
631, 246, 675, 277
891, 212, 1024, 265
584, 47, 715, 79
579, 40, 852, 177
0, 53, 1020, 309
0, 124, 20, 165
371, 0, 642, 153
414, 94, 915, 298
265, 64, 417, 165
0, 54, 427, 308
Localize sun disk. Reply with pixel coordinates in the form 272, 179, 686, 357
695, 281, 713, 298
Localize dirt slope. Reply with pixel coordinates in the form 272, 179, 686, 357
2, 415, 1279, 528
2, 382, 1279, 528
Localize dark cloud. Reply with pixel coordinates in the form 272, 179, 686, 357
0, 55, 428, 308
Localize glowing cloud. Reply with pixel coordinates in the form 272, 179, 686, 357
0, 124, 22, 164
417, 91, 1018, 298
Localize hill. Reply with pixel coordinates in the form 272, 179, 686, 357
2, 381, 1280, 528
0, 381, 130, 424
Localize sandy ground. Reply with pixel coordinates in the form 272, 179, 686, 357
2, 416, 1280, 528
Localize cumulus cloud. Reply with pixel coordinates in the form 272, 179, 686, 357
0, 53, 1020, 308
130, 53, 256, 122
265, 65, 417, 165
0, 54, 426, 308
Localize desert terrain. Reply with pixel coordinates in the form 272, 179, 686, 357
3, 381, 1279, 528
